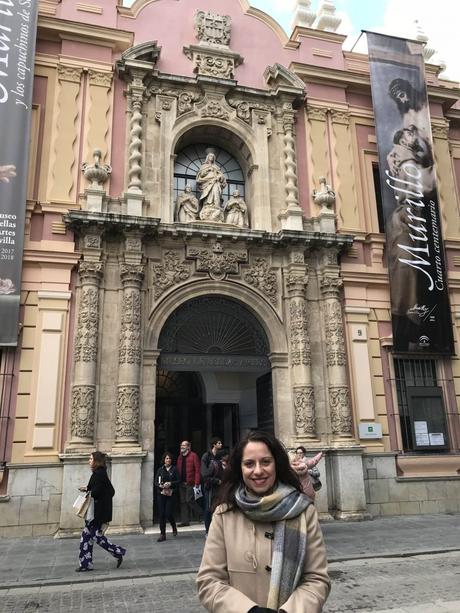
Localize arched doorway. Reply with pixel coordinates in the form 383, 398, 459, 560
154, 296, 273, 464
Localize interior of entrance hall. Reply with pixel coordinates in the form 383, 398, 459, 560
153, 295, 273, 467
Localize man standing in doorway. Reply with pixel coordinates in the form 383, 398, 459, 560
176, 440, 201, 527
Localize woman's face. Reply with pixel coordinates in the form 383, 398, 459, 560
89, 454, 95, 469
241, 441, 276, 497
295, 448, 305, 460
164, 455, 172, 467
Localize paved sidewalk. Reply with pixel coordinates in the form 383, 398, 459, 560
0, 513, 459, 590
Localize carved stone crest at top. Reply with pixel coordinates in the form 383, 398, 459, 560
244, 258, 278, 305
195, 11, 231, 46
187, 242, 248, 281
151, 251, 191, 299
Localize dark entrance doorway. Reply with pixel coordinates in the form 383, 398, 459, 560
154, 296, 273, 473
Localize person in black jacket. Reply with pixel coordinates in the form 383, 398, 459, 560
155, 451, 180, 542
77, 451, 126, 572
201, 437, 224, 535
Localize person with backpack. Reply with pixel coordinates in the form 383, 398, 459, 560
201, 437, 224, 535
76, 451, 126, 571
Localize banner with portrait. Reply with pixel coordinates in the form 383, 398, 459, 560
0, 0, 38, 345
367, 32, 454, 354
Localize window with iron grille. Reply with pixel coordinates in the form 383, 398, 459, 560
394, 358, 449, 452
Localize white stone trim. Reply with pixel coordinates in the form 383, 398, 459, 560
37, 291, 72, 301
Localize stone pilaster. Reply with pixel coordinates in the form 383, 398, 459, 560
68, 255, 103, 448
123, 70, 146, 216
114, 234, 144, 448
285, 251, 317, 440
319, 249, 353, 441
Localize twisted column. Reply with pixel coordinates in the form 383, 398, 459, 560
320, 254, 353, 439
282, 103, 300, 211
115, 263, 144, 445
69, 260, 103, 445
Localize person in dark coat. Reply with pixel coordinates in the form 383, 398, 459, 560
77, 451, 126, 572
155, 451, 180, 542
201, 437, 224, 535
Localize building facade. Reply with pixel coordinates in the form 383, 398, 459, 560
1, 0, 460, 536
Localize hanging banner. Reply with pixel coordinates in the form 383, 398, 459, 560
367, 32, 454, 355
0, 0, 38, 345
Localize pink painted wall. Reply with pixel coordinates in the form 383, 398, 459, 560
116, 0, 345, 90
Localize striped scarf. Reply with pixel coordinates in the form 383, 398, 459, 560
235, 482, 311, 609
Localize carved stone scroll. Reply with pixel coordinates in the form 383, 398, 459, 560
244, 258, 278, 305
151, 251, 191, 299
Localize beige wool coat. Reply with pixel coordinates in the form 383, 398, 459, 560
196, 503, 330, 613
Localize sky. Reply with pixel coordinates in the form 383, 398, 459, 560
121, 1, 459, 83
251, 0, 460, 82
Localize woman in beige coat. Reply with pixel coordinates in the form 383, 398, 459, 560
196, 431, 330, 613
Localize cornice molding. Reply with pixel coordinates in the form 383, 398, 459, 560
37, 16, 133, 52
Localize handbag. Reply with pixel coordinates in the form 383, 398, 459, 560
193, 484, 203, 500
161, 487, 173, 497
73, 492, 91, 518
308, 466, 322, 492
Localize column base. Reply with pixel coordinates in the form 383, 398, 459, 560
105, 524, 144, 536
333, 510, 372, 521
278, 207, 304, 231
317, 511, 335, 522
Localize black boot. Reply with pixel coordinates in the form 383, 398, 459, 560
157, 534, 166, 542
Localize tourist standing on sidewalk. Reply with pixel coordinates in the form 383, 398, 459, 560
155, 451, 179, 542
201, 437, 224, 535
176, 440, 202, 526
197, 431, 330, 613
77, 451, 126, 572
291, 447, 323, 500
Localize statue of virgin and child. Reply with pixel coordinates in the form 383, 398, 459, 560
175, 152, 248, 227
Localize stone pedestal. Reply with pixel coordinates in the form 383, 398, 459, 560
279, 207, 304, 231
312, 456, 334, 521
107, 452, 146, 535
56, 454, 93, 538
329, 447, 370, 520
123, 191, 144, 217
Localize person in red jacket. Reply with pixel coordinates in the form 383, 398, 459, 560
176, 440, 202, 526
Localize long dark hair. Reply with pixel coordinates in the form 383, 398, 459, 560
91, 451, 107, 470
214, 430, 300, 510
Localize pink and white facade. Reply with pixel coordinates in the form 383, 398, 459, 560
1, 0, 460, 536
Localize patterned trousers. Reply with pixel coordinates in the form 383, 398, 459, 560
78, 521, 126, 569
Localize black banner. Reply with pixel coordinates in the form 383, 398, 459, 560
0, 0, 38, 345
367, 32, 454, 355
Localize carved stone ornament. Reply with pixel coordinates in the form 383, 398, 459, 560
329, 385, 352, 436
325, 301, 346, 367
83, 234, 101, 250
57, 64, 82, 84
195, 53, 234, 79
74, 287, 99, 363
431, 123, 449, 140
307, 106, 328, 122
88, 70, 113, 88
227, 99, 274, 125
119, 290, 142, 365
285, 272, 308, 295
290, 300, 311, 366
125, 237, 142, 253
121, 263, 144, 287
320, 274, 343, 298
313, 176, 336, 211
201, 100, 230, 121
243, 258, 278, 305
70, 385, 95, 440
195, 11, 231, 46
81, 149, 112, 189
329, 109, 350, 126
78, 260, 103, 284
187, 242, 248, 281
178, 91, 199, 115
151, 251, 191, 299
115, 385, 140, 440
294, 386, 316, 436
